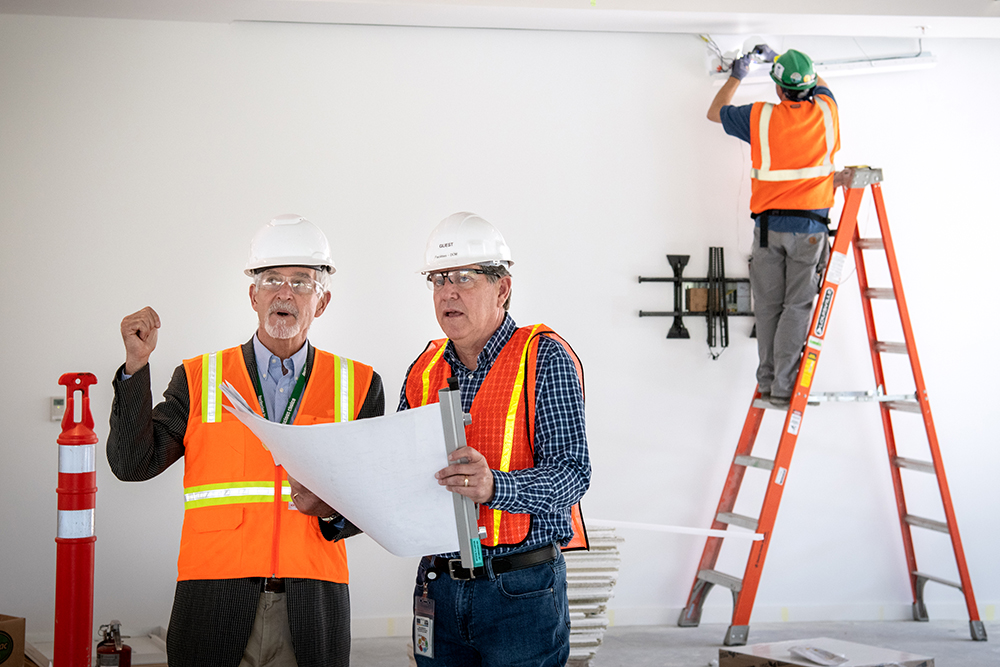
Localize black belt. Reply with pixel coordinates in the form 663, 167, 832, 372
261, 577, 285, 593
428, 543, 559, 580
752, 209, 831, 248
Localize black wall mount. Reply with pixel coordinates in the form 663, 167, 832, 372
639, 248, 753, 351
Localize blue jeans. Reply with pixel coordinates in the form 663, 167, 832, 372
412, 551, 570, 667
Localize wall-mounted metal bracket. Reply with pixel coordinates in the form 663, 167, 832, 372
639, 248, 753, 349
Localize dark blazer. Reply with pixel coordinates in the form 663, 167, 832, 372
108, 339, 384, 667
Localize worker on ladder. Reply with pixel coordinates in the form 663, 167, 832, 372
707, 46, 844, 407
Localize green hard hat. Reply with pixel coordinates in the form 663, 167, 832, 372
769, 49, 817, 90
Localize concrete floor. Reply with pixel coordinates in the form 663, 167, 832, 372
350, 620, 1000, 666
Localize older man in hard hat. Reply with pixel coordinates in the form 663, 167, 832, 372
398, 212, 590, 666
108, 215, 384, 667
707, 46, 842, 408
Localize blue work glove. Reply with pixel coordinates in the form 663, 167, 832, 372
751, 44, 778, 63
730, 53, 752, 81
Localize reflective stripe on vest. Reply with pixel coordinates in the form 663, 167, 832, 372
751, 96, 837, 182
201, 351, 223, 423
420, 343, 448, 406
184, 481, 292, 510
490, 323, 542, 543
334, 355, 356, 422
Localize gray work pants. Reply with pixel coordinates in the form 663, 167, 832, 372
749, 227, 830, 398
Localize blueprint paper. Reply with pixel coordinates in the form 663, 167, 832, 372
220, 382, 460, 557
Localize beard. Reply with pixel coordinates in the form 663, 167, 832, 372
265, 299, 301, 340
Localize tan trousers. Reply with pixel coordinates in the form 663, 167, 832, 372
238, 592, 298, 667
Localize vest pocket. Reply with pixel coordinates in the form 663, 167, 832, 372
187, 504, 244, 533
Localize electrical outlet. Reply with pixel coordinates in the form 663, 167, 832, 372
50, 396, 66, 422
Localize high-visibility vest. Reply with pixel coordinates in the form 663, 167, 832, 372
178, 345, 374, 582
749, 93, 840, 214
404, 324, 589, 551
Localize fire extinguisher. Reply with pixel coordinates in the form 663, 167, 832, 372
96, 620, 132, 667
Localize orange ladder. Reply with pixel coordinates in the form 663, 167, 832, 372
677, 167, 987, 646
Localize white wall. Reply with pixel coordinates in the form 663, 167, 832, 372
1, 14, 997, 641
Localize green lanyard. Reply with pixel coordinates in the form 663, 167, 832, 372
249, 364, 310, 425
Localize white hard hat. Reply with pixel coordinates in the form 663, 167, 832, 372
244, 214, 336, 276
420, 212, 513, 274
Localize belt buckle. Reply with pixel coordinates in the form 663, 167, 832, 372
447, 559, 474, 580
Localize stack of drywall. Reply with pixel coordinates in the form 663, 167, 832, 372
565, 524, 623, 667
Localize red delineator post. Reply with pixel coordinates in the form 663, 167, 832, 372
54, 373, 98, 667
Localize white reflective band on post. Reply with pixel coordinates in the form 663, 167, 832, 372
57, 509, 95, 539
206, 352, 219, 423
184, 486, 276, 503
58, 444, 95, 474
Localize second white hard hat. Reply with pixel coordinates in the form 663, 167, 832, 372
244, 214, 336, 276
420, 212, 513, 274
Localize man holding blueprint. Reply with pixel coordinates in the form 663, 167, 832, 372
108, 214, 384, 667
398, 212, 590, 666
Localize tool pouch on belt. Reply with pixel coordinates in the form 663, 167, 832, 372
752, 209, 832, 248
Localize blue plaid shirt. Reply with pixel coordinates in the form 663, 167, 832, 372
398, 314, 590, 557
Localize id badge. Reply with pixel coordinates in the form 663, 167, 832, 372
414, 595, 435, 659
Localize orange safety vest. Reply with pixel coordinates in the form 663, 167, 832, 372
178, 345, 374, 582
749, 93, 840, 214
404, 324, 588, 551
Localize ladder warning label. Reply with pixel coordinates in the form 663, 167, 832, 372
775, 466, 787, 485
826, 251, 848, 285
787, 411, 802, 435
807, 336, 823, 351
813, 287, 835, 336
800, 352, 818, 388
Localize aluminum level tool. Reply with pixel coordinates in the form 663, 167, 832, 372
438, 376, 485, 572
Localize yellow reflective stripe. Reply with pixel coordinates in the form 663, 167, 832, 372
758, 102, 774, 173
184, 481, 291, 509
342, 357, 355, 421
491, 324, 542, 544
754, 98, 837, 182
816, 95, 837, 169
420, 343, 449, 407
333, 356, 342, 422
201, 352, 224, 423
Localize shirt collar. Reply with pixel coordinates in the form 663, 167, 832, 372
252, 333, 309, 382
444, 313, 517, 374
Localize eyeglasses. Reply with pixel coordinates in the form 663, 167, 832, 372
256, 273, 323, 296
426, 269, 488, 291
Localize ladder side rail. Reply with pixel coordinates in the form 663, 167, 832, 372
871, 185, 982, 622
679, 398, 766, 624
851, 212, 921, 605
730, 185, 867, 629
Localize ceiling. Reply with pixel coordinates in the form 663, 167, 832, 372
1, 0, 999, 38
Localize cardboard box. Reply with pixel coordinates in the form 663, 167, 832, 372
0, 614, 25, 667
687, 287, 708, 312
720, 636, 933, 667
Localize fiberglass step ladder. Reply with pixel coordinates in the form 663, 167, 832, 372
677, 167, 987, 647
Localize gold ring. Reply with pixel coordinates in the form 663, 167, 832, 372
293, 493, 300, 501
464, 476, 469, 487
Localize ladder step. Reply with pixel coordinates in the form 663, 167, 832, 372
894, 456, 935, 474
905, 514, 949, 533
886, 400, 922, 414
914, 570, 963, 591
716, 512, 759, 532
697, 568, 743, 592
874, 341, 908, 354
855, 238, 885, 250
734, 455, 774, 471
865, 288, 896, 300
